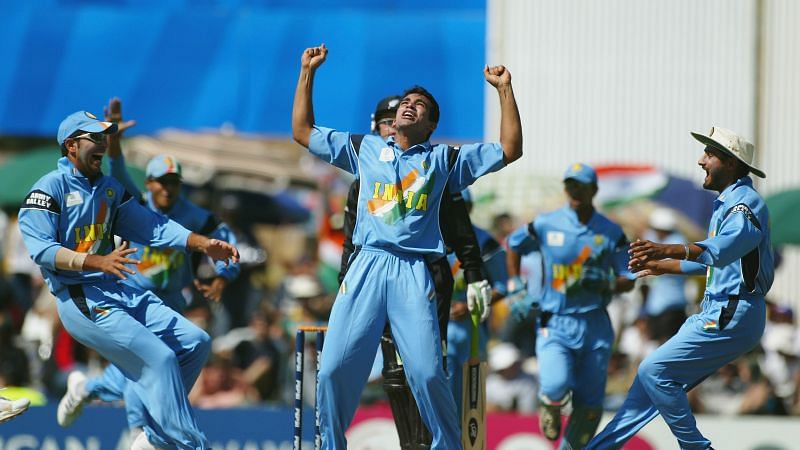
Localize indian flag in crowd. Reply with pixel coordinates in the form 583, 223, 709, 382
595, 165, 669, 208
595, 164, 715, 231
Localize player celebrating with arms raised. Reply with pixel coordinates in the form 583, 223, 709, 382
292, 44, 522, 449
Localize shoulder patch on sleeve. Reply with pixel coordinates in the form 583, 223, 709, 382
21, 190, 60, 214
728, 203, 761, 230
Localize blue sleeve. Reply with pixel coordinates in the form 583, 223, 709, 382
508, 222, 540, 254
695, 204, 762, 267
208, 220, 240, 281
18, 186, 62, 270
107, 153, 143, 200
483, 249, 508, 295
307, 126, 359, 175
114, 194, 191, 249
446, 142, 505, 192
680, 260, 708, 275
611, 233, 636, 280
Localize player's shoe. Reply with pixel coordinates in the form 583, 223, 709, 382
0, 395, 30, 424
539, 404, 562, 441
57, 371, 89, 427
131, 431, 163, 450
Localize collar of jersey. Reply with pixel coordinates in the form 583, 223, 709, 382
715, 176, 752, 204
562, 205, 597, 228
386, 136, 432, 154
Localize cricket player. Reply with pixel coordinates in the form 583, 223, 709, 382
292, 44, 522, 449
19, 110, 238, 450
56, 99, 241, 440
339, 96, 489, 448
446, 188, 508, 419
506, 163, 635, 449
586, 127, 773, 450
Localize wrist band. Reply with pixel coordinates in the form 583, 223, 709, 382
55, 247, 87, 271
683, 243, 691, 260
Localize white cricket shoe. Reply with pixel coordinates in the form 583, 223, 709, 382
131, 431, 163, 450
0, 395, 30, 424
57, 371, 88, 427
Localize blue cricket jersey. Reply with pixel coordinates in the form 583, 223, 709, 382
508, 206, 633, 314
18, 157, 192, 294
680, 176, 774, 298
308, 126, 504, 256
108, 155, 240, 298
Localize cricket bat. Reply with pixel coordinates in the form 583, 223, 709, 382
462, 310, 487, 450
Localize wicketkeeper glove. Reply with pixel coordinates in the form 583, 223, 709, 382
467, 280, 492, 322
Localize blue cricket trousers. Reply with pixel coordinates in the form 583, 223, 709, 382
56, 281, 210, 450
85, 289, 189, 431
318, 248, 461, 449
586, 295, 765, 450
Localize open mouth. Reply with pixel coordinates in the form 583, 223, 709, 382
401, 109, 416, 120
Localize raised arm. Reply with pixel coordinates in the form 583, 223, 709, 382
104, 97, 137, 160
484, 65, 523, 164
104, 98, 142, 199
292, 44, 328, 148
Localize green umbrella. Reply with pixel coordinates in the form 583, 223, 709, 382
0, 146, 146, 207
766, 188, 800, 246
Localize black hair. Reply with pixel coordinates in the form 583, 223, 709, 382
401, 85, 440, 124
714, 146, 752, 179
61, 130, 84, 156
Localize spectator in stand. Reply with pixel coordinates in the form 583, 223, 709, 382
485, 342, 538, 414
189, 355, 253, 408
491, 212, 515, 247
760, 303, 799, 413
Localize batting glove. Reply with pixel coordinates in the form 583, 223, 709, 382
466, 280, 492, 322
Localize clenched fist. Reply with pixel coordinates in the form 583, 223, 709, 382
301, 44, 328, 71
484, 64, 512, 88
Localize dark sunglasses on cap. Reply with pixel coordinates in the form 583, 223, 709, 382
72, 132, 107, 144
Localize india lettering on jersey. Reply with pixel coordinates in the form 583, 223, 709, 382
367, 168, 434, 224
72, 201, 114, 255
551, 245, 592, 294
138, 246, 185, 289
